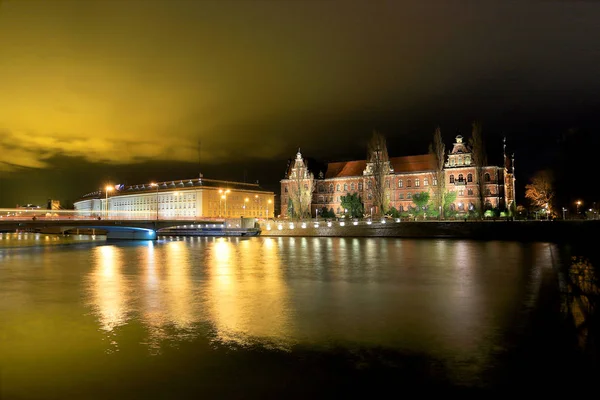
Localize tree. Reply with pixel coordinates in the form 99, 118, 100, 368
412, 191, 430, 219
525, 170, 554, 215
340, 193, 364, 218
366, 130, 391, 216
428, 126, 446, 218
444, 190, 457, 217
319, 206, 335, 219
469, 121, 487, 217
288, 152, 315, 219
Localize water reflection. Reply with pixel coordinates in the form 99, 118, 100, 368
206, 237, 293, 348
80, 238, 556, 367
88, 245, 130, 352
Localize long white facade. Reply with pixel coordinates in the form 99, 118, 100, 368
74, 178, 275, 220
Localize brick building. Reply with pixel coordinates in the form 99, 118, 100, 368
280, 135, 516, 218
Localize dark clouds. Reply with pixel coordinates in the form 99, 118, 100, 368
1, 0, 599, 206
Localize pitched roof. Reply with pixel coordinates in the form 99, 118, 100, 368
390, 154, 436, 173
324, 160, 367, 178
324, 154, 436, 178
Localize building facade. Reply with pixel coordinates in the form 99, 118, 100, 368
74, 177, 275, 220
280, 135, 516, 217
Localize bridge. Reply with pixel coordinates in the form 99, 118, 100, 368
0, 209, 244, 240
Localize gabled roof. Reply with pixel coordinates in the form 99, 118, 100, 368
324, 160, 367, 178
390, 154, 436, 173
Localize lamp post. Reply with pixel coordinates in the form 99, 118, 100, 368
576, 200, 582, 216
150, 183, 159, 220
105, 185, 113, 219
562, 207, 566, 220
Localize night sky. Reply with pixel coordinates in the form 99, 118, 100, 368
1, 0, 599, 210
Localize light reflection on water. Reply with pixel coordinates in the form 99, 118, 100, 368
0, 235, 558, 395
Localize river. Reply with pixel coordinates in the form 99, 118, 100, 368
0, 233, 591, 397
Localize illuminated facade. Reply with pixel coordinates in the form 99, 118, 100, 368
281, 135, 516, 217
74, 177, 275, 219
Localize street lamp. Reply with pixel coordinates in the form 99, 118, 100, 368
150, 183, 159, 220
105, 185, 113, 219
562, 207, 567, 220
576, 200, 582, 216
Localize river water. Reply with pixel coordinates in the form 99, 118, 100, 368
0, 233, 585, 397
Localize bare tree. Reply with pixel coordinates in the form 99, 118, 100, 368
428, 126, 445, 218
525, 170, 554, 215
366, 130, 391, 216
288, 152, 315, 219
469, 121, 487, 216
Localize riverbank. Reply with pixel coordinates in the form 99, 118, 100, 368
260, 220, 600, 242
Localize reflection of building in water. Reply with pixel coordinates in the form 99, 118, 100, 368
206, 238, 292, 347
89, 245, 130, 335
140, 241, 200, 351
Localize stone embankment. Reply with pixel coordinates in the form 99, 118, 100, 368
260, 219, 599, 242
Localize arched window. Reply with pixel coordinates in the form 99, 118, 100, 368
458, 202, 464, 211
415, 178, 420, 187
424, 177, 429, 186
367, 181, 372, 189
398, 180, 403, 188
450, 203, 456, 211
407, 179, 412, 187
469, 202, 475, 211
467, 173, 473, 182
468, 189, 473, 196
351, 183, 355, 191
398, 193, 404, 200
336, 184, 340, 192
484, 173, 490, 182
284, 187, 288, 193
458, 174, 464, 182
449, 175, 455, 183
407, 192, 412, 199
344, 183, 348, 191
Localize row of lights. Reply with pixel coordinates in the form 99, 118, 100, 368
265, 218, 400, 231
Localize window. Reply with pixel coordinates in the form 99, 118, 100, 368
407, 179, 412, 187
398, 180, 403, 188
450, 158, 455, 166
344, 183, 348, 191
424, 178, 429, 186
351, 183, 355, 191
337, 184, 340, 191
458, 157, 463, 165
284, 187, 288, 193
458, 174, 464, 182
433, 177, 437, 186
368, 193, 372, 200
458, 202, 464, 211
465, 155, 471, 165
469, 203, 474, 211
368, 181, 372, 189
467, 173, 473, 183
319, 184, 324, 192
358, 183, 363, 191
415, 178, 420, 187
458, 189, 464, 196
449, 175, 455, 183
407, 192, 412, 199
484, 173, 491, 182
486, 188, 491, 196
399, 193, 404, 200
468, 189, 473, 196
329, 184, 334, 193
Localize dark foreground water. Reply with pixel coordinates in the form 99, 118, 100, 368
0, 233, 592, 398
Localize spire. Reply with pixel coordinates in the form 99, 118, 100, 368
296, 148, 302, 159
503, 136, 507, 169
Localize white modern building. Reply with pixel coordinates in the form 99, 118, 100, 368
74, 177, 275, 220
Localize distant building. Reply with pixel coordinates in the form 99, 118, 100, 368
15, 204, 42, 210
280, 135, 516, 217
74, 177, 275, 219
47, 199, 61, 210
